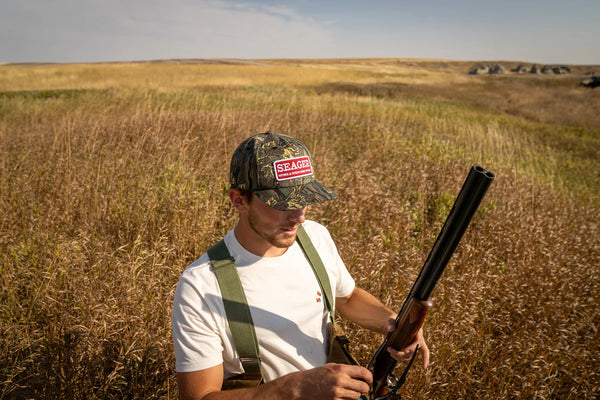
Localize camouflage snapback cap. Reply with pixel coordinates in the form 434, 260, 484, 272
230, 131, 337, 210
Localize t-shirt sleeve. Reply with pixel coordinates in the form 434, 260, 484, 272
172, 272, 224, 373
331, 246, 355, 298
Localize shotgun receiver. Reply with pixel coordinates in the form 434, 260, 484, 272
366, 165, 495, 399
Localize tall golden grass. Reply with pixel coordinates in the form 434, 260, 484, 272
1, 59, 599, 399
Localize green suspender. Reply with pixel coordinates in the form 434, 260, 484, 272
207, 225, 335, 375
207, 240, 262, 375
296, 225, 335, 324
296, 226, 359, 366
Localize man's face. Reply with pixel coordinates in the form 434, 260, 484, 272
246, 194, 307, 249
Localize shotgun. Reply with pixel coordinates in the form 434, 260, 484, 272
366, 165, 495, 399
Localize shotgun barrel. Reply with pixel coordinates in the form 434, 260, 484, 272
367, 165, 495, 399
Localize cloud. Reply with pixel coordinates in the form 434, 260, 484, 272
0, 0, 336, 62
2, 0, 599, 64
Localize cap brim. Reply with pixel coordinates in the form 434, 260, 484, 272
254, 180, 337, 211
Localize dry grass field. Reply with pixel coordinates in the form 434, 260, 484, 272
1, 58, 599, 399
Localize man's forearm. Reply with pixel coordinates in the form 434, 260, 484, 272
199, 382, 284, 400
336, 287, 396, 334
186, 376, 289, 400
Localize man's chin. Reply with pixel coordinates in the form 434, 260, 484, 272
271, 234, 297, 249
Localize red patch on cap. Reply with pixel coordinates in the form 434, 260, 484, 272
273, 156, 313, 181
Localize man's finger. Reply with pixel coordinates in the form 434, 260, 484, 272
386, 318, 396, 333
386, 346, 412, 361
419, 343, 430, 369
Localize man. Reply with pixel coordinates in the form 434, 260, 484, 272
172, 132, 429, 400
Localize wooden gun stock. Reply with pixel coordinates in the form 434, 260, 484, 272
371, 298, 432, 396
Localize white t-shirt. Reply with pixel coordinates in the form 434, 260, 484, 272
172, 220, 355, 382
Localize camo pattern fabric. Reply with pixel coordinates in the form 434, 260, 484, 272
230, 131, 337, 210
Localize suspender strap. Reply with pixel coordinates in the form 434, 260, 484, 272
207, 240, 262, 375
296, 225, 335, 323
208, 225, 335, 375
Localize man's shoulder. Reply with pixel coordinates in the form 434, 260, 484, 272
180, 230, 238, 279
179, 252, 212, 281
183, 231, 235, 273
302, 220, 335, 243
302, 219, 328, 232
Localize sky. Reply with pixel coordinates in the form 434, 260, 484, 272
1, 0, 599, 65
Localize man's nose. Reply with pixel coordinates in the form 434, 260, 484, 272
287, 207, 306, 224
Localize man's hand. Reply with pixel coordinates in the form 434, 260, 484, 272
282, 363, 372, 400
384, 321, 430, 370
336, 288, 430, 370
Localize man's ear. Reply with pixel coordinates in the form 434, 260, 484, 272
229, 188, 248, 213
